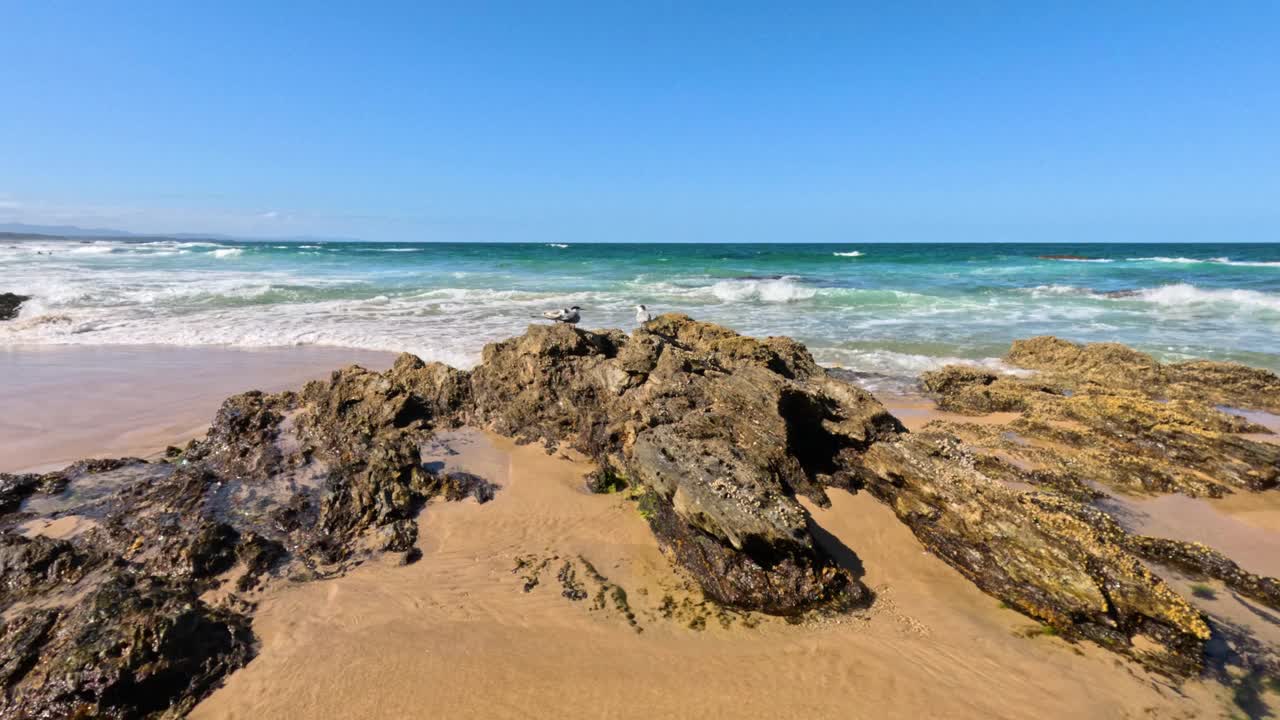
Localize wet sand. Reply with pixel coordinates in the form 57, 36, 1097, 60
192, 428, 1226, 720
876, 392, 1020, 432
0, 344, 396, 473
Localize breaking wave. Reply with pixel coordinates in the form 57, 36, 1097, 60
1131, 256, 1280, 268
1124, 283, 1280, 312
710, 277, 816, 303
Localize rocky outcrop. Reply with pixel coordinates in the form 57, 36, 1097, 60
0, 293, 28, 321
467, 315, 902, 613
1006, 335, 1280, 413
1, 570, 254, 719
853, 430, 1211, 677
904, 335, 1280, 679
920, 338, 1280, 497
0, 357, 484, 717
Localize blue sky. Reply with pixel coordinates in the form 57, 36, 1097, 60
2, 2, 1277, 242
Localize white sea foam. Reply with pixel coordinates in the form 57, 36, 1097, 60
1122, 283, 1280, 312
832, 251, 863, 257
5, 238, 1277, 382
376, 248, 420, 253
710, 277, 816, 303
68, 245, 117, 255
1130, 256, 1280, 268
547, 243, 569, 249
816, 348, 1033, 392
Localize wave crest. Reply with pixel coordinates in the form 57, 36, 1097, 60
1125, 283, 1280, 311
1131, 256, 1280, 268
710, 277, 816, 303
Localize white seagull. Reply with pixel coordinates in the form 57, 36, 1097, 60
539, 305, 581, 324
634, 304, 652, 324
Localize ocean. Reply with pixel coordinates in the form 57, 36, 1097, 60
4, 238, 1279, 392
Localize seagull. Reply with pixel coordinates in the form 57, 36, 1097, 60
539, 305, 581, 324
635, 304, 652, 324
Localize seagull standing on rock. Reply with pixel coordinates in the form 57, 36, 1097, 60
539, 305, 581, 324
635, 304, 652, 324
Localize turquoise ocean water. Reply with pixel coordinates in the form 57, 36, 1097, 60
4, 238, 1279, 391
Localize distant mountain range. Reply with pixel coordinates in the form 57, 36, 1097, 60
0, 222, 360, 244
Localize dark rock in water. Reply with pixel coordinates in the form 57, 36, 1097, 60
1125, 535, 1280, 612
0, 534, 105, 606
584, 467, 627, 494
442, 471, 497, 503
0, 457, 144, 513
0, 293, 29, 321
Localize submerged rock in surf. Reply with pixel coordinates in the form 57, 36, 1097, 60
0, 293, 30, 321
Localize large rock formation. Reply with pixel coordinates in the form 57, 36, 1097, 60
921, 338, 1280, 498
457, 319, 1271, 677
466, 314, 903, 613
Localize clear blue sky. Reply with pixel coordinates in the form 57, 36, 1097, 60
2, 2, 1277, 242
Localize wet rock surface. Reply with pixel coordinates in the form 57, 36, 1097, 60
0, 292, 29, 321
0, 357, 488, 717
